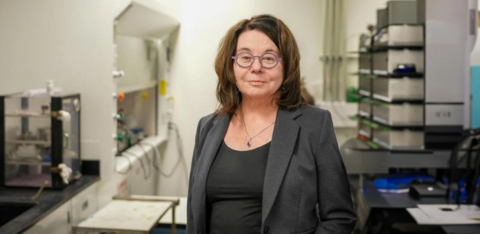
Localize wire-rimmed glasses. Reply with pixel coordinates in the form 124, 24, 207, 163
232, 52, 283, 69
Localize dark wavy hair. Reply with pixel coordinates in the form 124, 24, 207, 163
214, 14, 306, 117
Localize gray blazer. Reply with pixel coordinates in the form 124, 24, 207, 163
187, 105, 356, 234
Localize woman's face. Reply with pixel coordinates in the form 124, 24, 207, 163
234, 29, 283, 101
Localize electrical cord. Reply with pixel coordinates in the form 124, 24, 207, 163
139, 141, 184, 179
448, 129, 480, 206
31, 180, 49, 201
139, 142, 161, 171
116, 121, 189, 186
137, 144, 153, 177
139, 122, 189, 186
468, 138, 480, 204
169, 122, 190, 186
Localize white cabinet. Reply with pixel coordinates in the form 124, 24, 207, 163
24, 182, 99, 234
70, 182, 99, 226
23, 201, 72, 234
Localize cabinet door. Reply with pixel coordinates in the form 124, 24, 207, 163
23, 201, 72, 234
71, 182, 98, 226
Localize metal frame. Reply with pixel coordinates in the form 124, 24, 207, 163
51, 96, 64, 188
0, 96, 5, 187
72, 196, 180, 234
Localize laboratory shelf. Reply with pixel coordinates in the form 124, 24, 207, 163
350, 73, 376, 78
372, 95, 424, 104
373, 72, 424, 78
372, 94, 424, 103
370, 45, 424, 52
348, 51, 371, 54
6, 160, 51, 166
368, 117, 424, 130
6, 140, 51, 146
5, 114, 51, 118
358, 90, 371, 97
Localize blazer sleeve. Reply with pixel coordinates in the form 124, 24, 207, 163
315, 111, 357, 234
186, 118, 203, 234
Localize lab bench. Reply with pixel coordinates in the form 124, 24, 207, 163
0, 175, 99, 234
73, 195, 180, 234
350, 177, 480, 234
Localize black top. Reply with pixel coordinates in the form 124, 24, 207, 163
206, 141, 270, 234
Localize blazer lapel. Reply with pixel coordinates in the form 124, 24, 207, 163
262, 107, 302, 224
192, 113, 230, 230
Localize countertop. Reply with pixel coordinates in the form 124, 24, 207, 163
350, 176, 480, 233
0, 175, 99, 234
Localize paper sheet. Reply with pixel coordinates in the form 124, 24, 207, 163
407, 204, 480, 225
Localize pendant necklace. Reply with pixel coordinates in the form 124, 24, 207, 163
240, 110, 275, 147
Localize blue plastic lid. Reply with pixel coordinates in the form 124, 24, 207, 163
130, 128, 144, 134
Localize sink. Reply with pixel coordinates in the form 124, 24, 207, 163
0, 201, 37, 226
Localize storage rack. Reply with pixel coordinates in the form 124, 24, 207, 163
354, 2, 426, 150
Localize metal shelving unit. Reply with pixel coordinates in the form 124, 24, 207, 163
354, 21, 426, 150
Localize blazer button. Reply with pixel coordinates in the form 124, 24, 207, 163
264, 226, 270, 234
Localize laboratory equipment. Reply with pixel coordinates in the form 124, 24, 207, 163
374, 25, 423, 47
379, 0, 418, 26
355, 0, 476, 150
358, 119, 373, 140
372, 102, 424, 127
376, 9, 388, 30
359, 98, 372, 118
372, 49, 424, 76
358, 75, 372, 97
419, 0, 477, 148
372, 125, 424, 150
115, 87, 157, 155
373, 77, 424, 102
359, 53, 371, 74
0, 93, 81, 188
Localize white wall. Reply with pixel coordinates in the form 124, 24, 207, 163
157, 0, 324, 197
0, 0, 181, 210
0, 0, 124, 184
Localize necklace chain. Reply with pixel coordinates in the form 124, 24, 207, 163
240, 109, 275, 146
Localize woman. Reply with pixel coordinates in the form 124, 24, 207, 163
187, 15, 356, 234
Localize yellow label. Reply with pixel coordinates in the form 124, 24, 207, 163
478, 10, 480, 27
160, 80, 167, 96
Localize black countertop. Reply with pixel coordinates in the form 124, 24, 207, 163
0, 175, 99, 234
349, 176, 480, 233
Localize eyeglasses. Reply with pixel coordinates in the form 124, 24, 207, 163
231, 52, 283, 69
